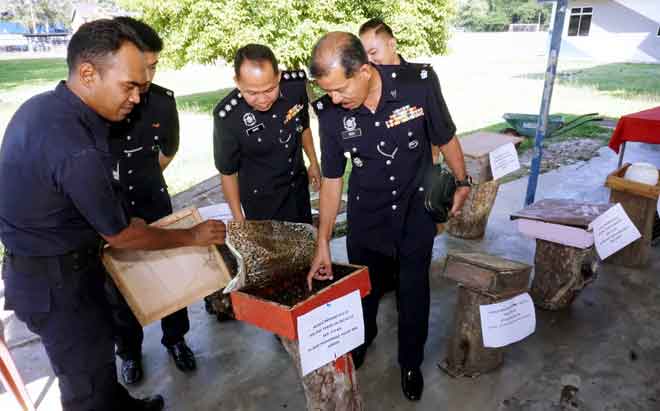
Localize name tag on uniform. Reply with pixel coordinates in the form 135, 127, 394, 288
341, 129, 362, 139
246, 123, 266, 135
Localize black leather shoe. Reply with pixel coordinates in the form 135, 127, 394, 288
401, 367, 424, 401
120, 358, 143, 385
135, 394, 164, 411
351, 345, 368, 370
167, 341, 196, 372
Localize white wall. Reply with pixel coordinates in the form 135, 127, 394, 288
563, 0, 660, 63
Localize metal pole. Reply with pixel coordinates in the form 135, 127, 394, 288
524, 0, 568, 206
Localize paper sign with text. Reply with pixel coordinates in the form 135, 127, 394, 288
480, 293, 536, 348
297, 290, 364, 376
588, 203, 641, 260
199, 203, 234, 223
489, 142, 521, 180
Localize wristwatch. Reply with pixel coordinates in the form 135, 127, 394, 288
455, 175, 473, 188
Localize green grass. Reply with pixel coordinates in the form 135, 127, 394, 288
522, 63, 660, 99
461, 113, 615, 152
176, 89, 233, 114
0, 58, 67, 90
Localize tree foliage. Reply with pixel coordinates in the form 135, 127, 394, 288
456, 0, 552, 32
120, 0, 454, 69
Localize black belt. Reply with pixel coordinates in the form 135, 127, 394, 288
4, 244, 102, 274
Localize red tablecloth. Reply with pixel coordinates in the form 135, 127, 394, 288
609, 106, 660, 153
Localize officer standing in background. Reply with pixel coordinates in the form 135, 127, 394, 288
0, 19, 226, 411
307, 32, 471, 401
207, 44, 320, 321
359, 18, 443, 164
107, 16, 196, 386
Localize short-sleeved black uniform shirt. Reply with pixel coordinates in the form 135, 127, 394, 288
110, 83, 179, 223
213, 70, 312, 223
314, 64, 456, 256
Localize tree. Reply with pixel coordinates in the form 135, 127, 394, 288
3, 0, 73, 32
119, 0, 454, 68
456, 0, 551, 32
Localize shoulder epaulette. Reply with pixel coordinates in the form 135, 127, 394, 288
150, 83, 175, 99
311, 94, 332, 115
281, 69, 307, 82
213, 88, 242, 120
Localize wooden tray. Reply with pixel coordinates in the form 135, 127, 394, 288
605, 163, 660, 200
103, 207, 232, 326
231, 263, 371, 340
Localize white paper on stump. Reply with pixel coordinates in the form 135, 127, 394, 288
480, 293, 536, 348
198, 203, 234, 223
297, 290, 364, 376
489, 142, 521, 180
588, 203, 641, 260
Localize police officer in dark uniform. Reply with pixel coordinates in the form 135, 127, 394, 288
106, 16, 195, 386
306, 32, 471, 401
208, 44, 320, 321
0, 20, 226, 411
359, 18, 443, 165
213, 43, 320, 224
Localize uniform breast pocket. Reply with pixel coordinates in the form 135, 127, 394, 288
243, 129, 274, 155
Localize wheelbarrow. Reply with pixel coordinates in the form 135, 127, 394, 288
502, 112, 602, 138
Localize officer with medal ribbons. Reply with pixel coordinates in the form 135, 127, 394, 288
359, 18, 446, 165
106, 17, 196, 385
306, 32, 471, 402
0, 19, 226, 411
210, 44, 320, 320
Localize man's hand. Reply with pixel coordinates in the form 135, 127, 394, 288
450, 186, 471, 217
191, 220, 227, 246
307, 241, 333, 290
307, 163, 321, 192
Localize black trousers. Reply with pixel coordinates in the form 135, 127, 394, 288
347, 241, 432, 368
105, 278, 190, 360
4, 257, 137, 411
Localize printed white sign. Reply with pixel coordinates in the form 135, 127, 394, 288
489, 142, 521, 180
588, 203, 641, 260
198, 203, 234, 223
480, 293, 536, 348
297, 290, 364, 376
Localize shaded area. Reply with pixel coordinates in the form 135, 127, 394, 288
520, 63, 660, 99
0, 58, 67, 90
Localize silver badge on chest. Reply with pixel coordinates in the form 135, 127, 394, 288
243, 112, 256, 127
343, 116, 357, 131
353, 157, 364, 168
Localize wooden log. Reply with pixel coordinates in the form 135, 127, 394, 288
441, 253, 531, 377
447, 180, 499, 239
530, 239, 599, 310
440, 286, 503, 377
280, 337, 364, 411
606, 189, 656, 268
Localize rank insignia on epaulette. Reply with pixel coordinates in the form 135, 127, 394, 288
284, 104, 304, 124
316, 101, 324, 110
420, 69, 428, 79
385, 105, 424, 128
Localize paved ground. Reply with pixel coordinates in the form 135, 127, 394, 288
1, 142, 660, 410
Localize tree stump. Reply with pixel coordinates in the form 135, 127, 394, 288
530, 239, 598, 311
280, 337, 364, 411
440, 252, 532, 378
606, 189, 656, 268
447, 180, 499, 239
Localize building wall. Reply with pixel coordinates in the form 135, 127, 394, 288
563, 0, 660, 62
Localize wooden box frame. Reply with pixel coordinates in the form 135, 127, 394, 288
231, 264, 371, 340
103, 207, 232, 326
605, 163, 660, 200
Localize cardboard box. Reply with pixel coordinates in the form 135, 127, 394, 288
605, 163, 660, 200
103, 208, 232, 326
231, 264, 371, 340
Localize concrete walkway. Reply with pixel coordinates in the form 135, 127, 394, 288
1, 142, 659, 410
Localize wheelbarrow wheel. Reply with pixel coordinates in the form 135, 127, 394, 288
500, 127, 522, 137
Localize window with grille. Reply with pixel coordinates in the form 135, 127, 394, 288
568, 7, 593, 37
